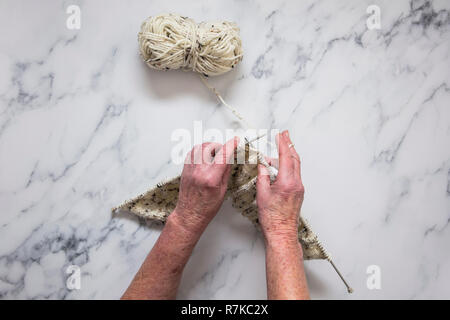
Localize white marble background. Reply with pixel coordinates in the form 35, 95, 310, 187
0, 0, 449, 299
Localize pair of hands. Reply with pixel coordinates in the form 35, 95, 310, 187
170, 130, 304, 244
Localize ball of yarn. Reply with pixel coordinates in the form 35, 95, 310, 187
138, 14, 243, 77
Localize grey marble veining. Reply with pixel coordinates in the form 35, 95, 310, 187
0, 0, 449, 299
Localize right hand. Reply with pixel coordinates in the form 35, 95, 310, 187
256, 130, 305, 245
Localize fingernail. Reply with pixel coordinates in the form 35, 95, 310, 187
283, 130, 289, 139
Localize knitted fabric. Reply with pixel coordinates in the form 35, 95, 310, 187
113, 145, 327, 260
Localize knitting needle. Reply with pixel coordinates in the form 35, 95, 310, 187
329, 260, 354, 294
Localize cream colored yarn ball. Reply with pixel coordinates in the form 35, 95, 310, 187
138, 14, 243, 76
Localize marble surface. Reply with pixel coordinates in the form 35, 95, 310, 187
0, 0, 449, 299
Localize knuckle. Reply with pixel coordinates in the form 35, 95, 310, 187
193, 171, 218, 188
201, 142, 211, 151
204, 179, 218, 189
191, 171, 204, 184
279, 178, 294, 189
295, 183, 305, 195
204, 172, 219, 187
280, 179, 304, 194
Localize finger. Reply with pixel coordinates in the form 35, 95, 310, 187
203, 142, 222, 163
185, 144, 202, 165
214, 136, 239, 166
189, 144, 204, 165
284, 131, 301, 177
185, 150, 193, 165
276, 131, 295, 179
256, 163, 271, 196
221, 162, 232, 185
183, 148, 197, 174
265, 156, 279, 169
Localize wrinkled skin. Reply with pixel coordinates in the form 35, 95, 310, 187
172, 138, 239, 235
256, 131, 305, 245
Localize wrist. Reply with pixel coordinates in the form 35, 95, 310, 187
168, 208, 207, 240
260, 220, 299, 245
265, 238, 303, 261
263, 231, 300, 251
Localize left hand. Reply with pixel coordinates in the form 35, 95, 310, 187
171, 137, 239, 235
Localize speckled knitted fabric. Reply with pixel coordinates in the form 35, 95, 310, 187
113, 145, 327, 260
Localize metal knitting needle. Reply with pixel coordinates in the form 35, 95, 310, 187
329, 260, 354, 294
